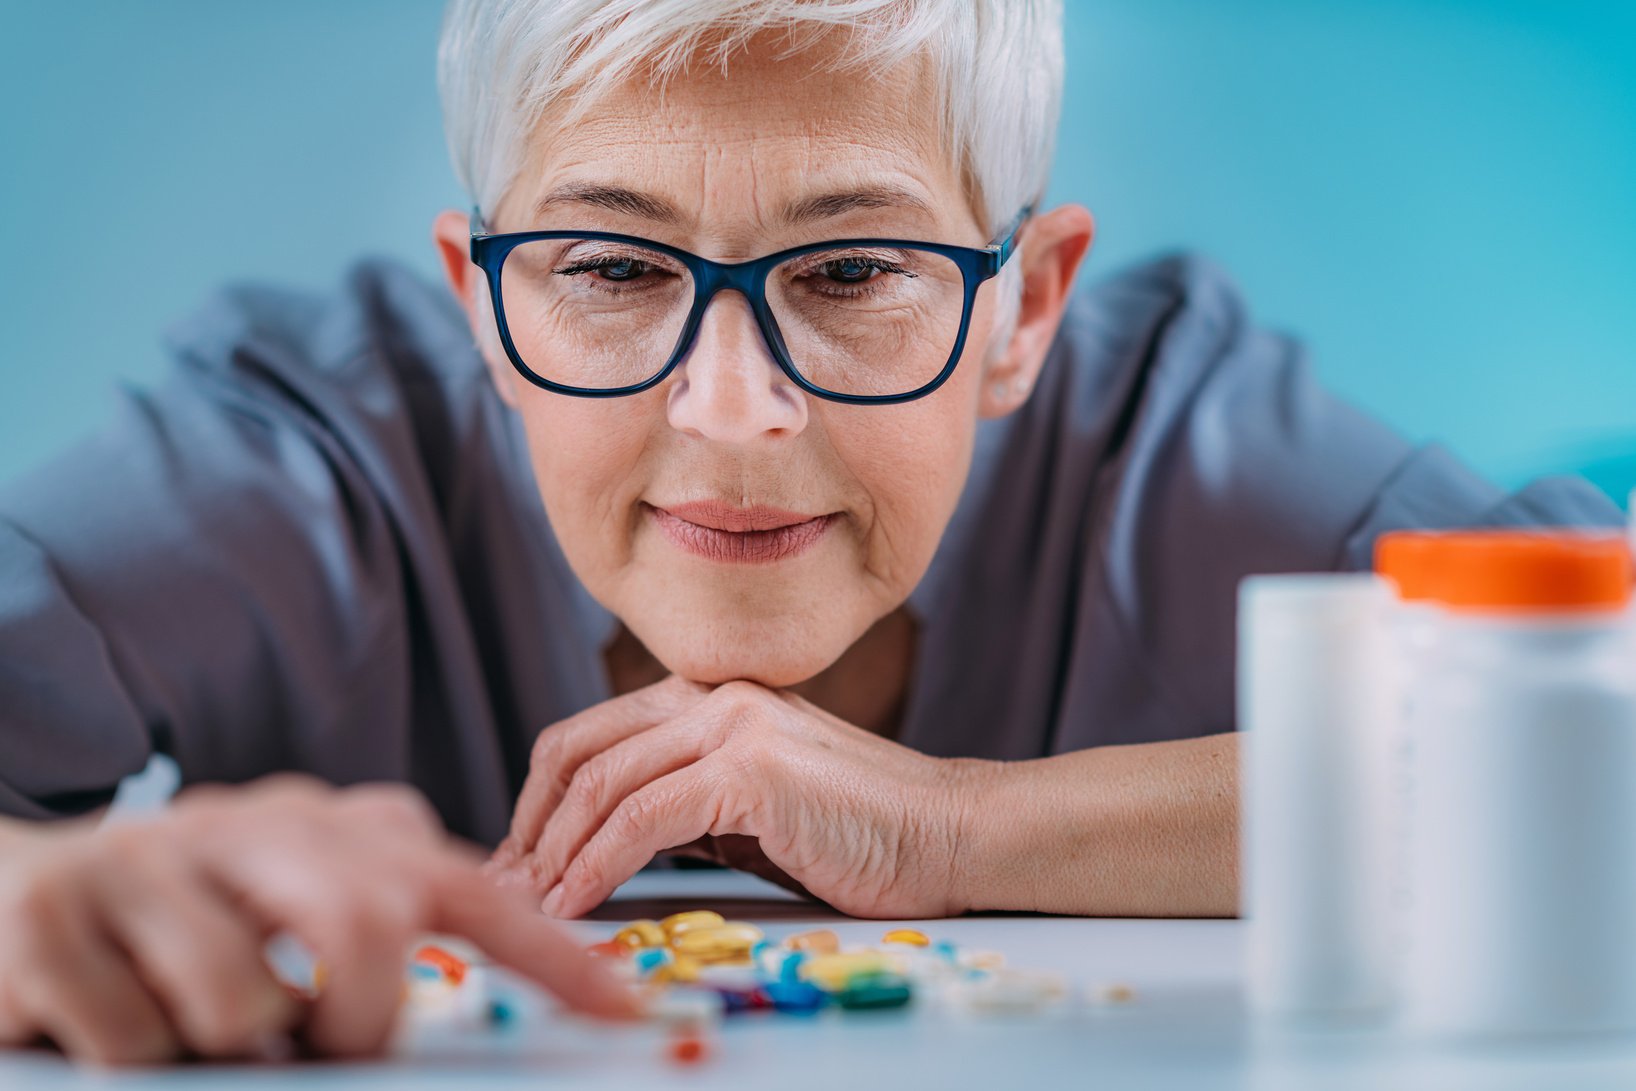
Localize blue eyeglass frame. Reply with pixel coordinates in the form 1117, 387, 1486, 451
468, 204, 1033, 405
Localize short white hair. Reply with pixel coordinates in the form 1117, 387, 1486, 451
436, 0, 1064, 238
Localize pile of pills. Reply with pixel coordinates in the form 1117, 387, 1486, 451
583, 908, 1099, 1063
384, 913, 1133, 1068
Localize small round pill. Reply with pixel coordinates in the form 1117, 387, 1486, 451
1090, 981, 1136, 1006
667, 1034, 710, 1065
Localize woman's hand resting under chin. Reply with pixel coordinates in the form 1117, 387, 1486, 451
486, 675, 998, 919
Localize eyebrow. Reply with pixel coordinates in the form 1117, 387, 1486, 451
531, 182, 935, 228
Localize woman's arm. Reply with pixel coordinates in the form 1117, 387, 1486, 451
954, 733, 1239, 918
491, 674, 1241, 919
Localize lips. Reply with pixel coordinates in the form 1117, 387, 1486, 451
645, 500, 837, 564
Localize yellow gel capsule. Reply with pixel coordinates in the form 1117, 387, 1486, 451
786, 928, 841, 955
661, 910, 726, 941
672, 923, 765, 962
801, 952, 893, 992
615, 920, 666, 949
881, 928, 931, 947
654, 955, 702, 984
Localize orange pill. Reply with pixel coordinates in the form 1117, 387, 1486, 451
586, 939, 630, 959
787, 929, 840, 955
667, 1034, 711, 1065
411, 945, 466, 986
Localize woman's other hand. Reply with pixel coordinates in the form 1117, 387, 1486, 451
489, 675, 997, 919
0, 775, 637, 1066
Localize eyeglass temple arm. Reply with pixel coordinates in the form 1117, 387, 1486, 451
984, 203, 1035, 272
469, 207, 491, 259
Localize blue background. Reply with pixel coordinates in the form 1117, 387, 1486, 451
2, 1, 1632, 500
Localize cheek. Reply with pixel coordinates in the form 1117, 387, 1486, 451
515, 393, 658, 572
836, 396, 976, 591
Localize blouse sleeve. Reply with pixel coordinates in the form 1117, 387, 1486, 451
0, 267, 463, 820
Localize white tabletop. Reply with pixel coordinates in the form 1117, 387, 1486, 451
6, 869, 1636, 1089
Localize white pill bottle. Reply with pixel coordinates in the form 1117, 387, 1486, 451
1388, 531, 1636, 1038
1239, 574, 1396, 1018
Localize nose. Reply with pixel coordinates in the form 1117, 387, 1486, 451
665, 289, 808, 445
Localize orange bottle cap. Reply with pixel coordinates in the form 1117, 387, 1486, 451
1374, 531, 1446, 602
1377, 530, 1632, 613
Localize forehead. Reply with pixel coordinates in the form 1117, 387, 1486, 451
502, 38, 970, 237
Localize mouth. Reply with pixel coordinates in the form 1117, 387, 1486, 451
643, 500, 838, 565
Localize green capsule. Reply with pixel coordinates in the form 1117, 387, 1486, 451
836, 971, 912, 1010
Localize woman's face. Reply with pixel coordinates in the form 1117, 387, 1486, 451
436, 38, 1086, 688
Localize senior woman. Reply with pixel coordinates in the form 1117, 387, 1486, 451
0, 0, 1619, 1067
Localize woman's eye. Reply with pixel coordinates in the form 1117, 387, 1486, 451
596, 258, 645, 281
552, 256, 660, 286
555, 257, 655, 282
820, 257, 878, 283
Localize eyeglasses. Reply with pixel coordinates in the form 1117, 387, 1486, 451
468, 204, 1032, 405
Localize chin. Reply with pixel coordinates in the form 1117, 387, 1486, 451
632, 613, 850, 689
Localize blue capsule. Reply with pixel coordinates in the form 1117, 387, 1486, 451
634, 947, 674, 977
764, 980, 826, 1014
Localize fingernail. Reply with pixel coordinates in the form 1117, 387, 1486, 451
541, 883, 565, 916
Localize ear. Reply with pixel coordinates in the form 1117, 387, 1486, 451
977, 203, 1095, 419
432, 208, 520, 410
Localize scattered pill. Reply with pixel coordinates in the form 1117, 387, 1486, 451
959, 949, 1005, 972
661, 910, 726, 940
716, 986, 772, 1015
647, 986, 725, 1029
1089, 981, 1136, 1006
667, 1033, 711, 1065
653, 954, 702, 984
412, 944, 469, 985
695, 963, 762, 991
634, 947, 674, 977
616, 920, 667, 949
786, 928, 841, 955
672, 922, 764, 962
802, 952, 896, 992
947, 970, 1068, 1016
764, 979, 826, 1014
882, 928, 932, 947
837, 971, 913, 1010
585, 939, 630, 960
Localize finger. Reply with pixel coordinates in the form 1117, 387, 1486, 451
197, 819, 418, 1058
427, 858, 640, 1020
4, 895, 177, 1066
545, 757, 743, 919
332, 782, 447, 843
0, 980, 34, 1049
88, 848, 298, 1058
528, 712, 728, 895
495, 675, 710, 867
